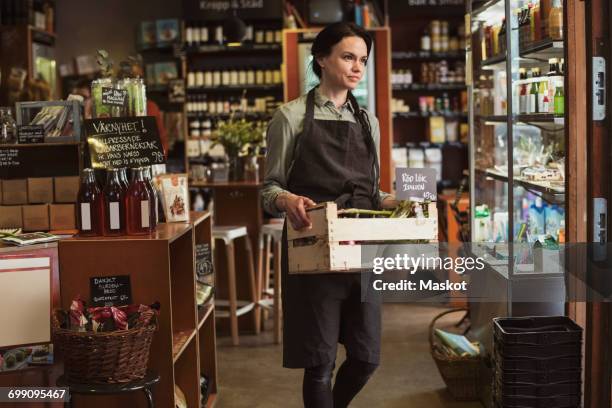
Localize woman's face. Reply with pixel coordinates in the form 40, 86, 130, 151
317, 36, 368, 90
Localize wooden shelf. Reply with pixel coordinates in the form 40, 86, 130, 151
186, 43, 281, 54
187, 84, 282, 93
392, 50, 465, 61
206, 393, 218, 408
189, 180, 262, 188
186, 111, 271, 119
57, 212, 217, 408
392, 83, 466, 91
198, 302, 215, 329
173, 329, 197, 362
0, 142, 80, 148
393, 111, 468, 119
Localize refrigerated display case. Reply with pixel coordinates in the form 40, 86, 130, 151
466, 1, 569, 404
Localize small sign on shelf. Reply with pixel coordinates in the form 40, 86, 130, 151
395, 168, 437, 202
17, 125, 45, 144
90, 275, 132, 307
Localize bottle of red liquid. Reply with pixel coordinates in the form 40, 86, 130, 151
77, 168, 104, 236
103, 169, 126, 236
126, 167, 153, 235
143, 166, 159, 231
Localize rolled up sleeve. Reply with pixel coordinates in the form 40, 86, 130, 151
367, 113, 392, 202
262, 110, 296, 217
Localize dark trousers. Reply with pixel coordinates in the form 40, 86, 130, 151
303, 357, 378, 408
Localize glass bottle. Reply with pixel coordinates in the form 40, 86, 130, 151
103, 169, 126, 236
119, 168, 129, 192
519, 68, 528, 114
538, 80, 548, 113
126, 167, 153, 235
143, 166, 159, 230
529, 72, 539, 114
0, 107, 17, 144
77, 168, 104, 237
420, 29, 431, 51
548, 0, 563, 40
554, 82, 564, 116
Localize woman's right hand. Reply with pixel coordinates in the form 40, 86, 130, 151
275, 193, 316, 230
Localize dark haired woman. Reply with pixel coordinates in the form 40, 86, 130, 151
262, 22, 397, 407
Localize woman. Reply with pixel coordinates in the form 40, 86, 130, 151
262, 23, 397, 407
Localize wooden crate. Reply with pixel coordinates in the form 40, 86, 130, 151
288, 202, 438, 274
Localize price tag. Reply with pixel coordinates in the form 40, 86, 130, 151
101, 87, 128, 107
395, 168, 437, 201
17, 125, 45, 144
90, 275, 132, 307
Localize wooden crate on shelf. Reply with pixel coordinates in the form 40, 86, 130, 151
287, 202, 438, 274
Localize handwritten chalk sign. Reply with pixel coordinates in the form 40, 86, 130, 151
84, 116, 165, 169
101, 87, 128, 107
0, 149, 20, 168
90, 275, 132, 307
395, 168, 437, 201
17, 125, 45, 144
195, 243, 213, 277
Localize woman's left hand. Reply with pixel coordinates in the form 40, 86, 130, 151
381, 196, 399, 210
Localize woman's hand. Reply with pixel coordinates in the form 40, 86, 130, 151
381, 196, 400, 210
276, 193, 317, 230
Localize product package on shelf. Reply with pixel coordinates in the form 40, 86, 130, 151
158, 174, 189, 222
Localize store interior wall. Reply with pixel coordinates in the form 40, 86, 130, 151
55, 0, 182, 67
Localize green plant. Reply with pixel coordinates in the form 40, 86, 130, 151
96, 50, 114, 78
211, 117, 265, 158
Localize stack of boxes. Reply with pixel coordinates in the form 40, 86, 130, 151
492, 316, 582, 408
0, 176, 80, 232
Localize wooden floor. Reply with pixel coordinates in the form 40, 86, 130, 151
214, 303, 483, 408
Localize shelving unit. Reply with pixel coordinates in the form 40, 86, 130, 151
389, 2, 469, 189
58, 212, 217, 408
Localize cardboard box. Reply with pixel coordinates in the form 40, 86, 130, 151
22, 204, 50, 232
27, 178, 54, 204
54, 176, 80, 203
1, 179, 28, 205
0, 206, 23, 229
49, 204, 76, 231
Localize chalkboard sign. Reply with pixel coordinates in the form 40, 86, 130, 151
90, 275, 132, 307
395, 168, 437, 201
101, 87, 128, 107
84, 116, 165, 169
182, 0, 283, 21
195, 243, 213, 278
17, 125, 45, 144
0, 144, 80, 179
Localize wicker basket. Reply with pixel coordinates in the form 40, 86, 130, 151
52, 311, 156, 384
429, 308, 481, 401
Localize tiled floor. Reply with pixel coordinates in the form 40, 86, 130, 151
214, 303, 483, 408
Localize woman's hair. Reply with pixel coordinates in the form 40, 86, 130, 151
311, 22, 372, 79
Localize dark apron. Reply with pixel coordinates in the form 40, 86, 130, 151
281, 88, 382, 369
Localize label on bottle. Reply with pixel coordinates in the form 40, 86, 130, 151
538, 94, 547, 113
80, 203, 92, 231
110, 202, 120, 230
141, 201, 150, 228
528, 94, 537, 114
519, 94, 527, 114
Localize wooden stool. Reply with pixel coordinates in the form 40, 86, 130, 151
212, 225, 259, 346
257, 222, 283, 344
57, 370, 160, 407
